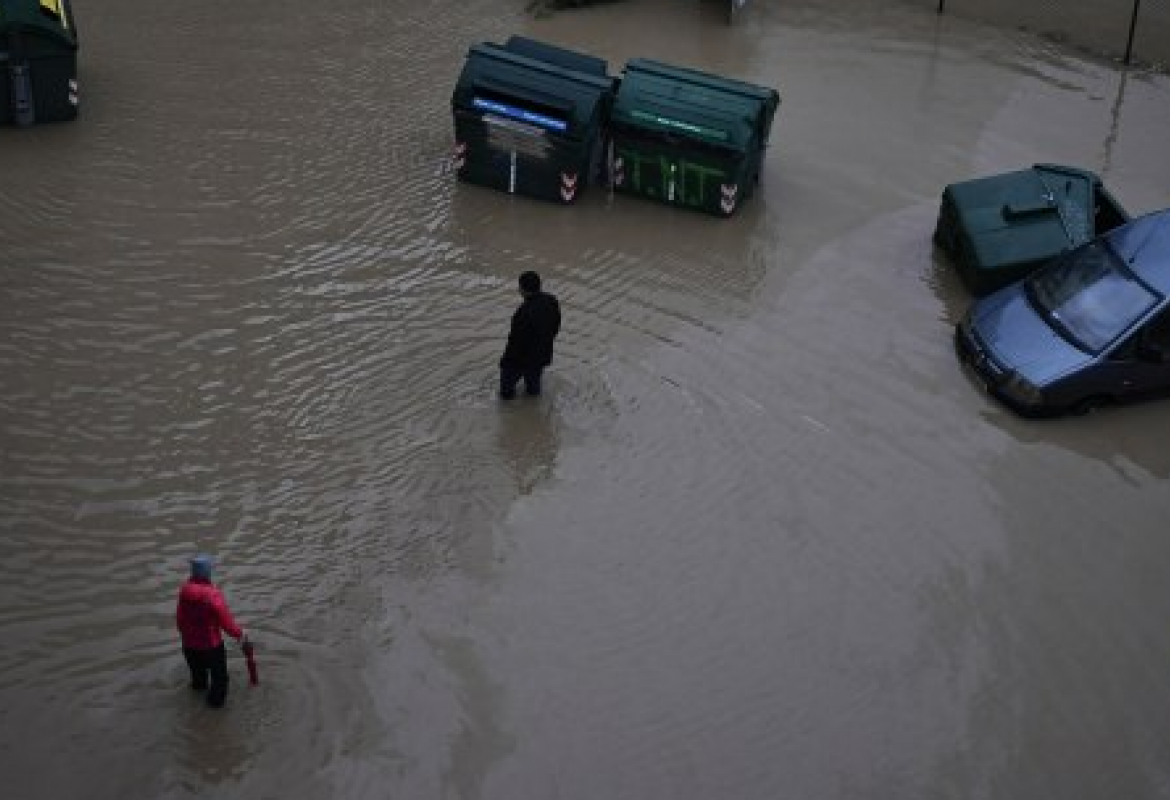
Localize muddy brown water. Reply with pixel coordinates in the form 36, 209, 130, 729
3, 1, 1170, 798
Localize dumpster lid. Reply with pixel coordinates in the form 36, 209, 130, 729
502, 35, 609, 79
612, 58, 779, 151
455, 42, 615, 137
0, 0, 77, 48
946, 164, 1100, 242
942, 163, 1107, 272
464, 42, 614, 94
624, 58, 779, 109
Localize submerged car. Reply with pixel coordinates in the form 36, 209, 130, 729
955, 208, 1170, 417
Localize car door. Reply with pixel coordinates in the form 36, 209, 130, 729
1131, 309, 1170, 401
1093, 309, 1170, 404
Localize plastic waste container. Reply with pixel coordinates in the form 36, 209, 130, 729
607, 58, 779, 216
0, 0, 78, 126
451, 35, 616, 204
934, 163, 1130, 295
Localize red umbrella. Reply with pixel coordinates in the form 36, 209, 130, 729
242, 640, 259, 686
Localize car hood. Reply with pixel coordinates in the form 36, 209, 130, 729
970, 286, 1093, 385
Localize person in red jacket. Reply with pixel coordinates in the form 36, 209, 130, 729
176, 555, 247, 708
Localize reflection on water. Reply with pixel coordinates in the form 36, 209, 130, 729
3, 1, 1170, 799
496, 400, 559, 497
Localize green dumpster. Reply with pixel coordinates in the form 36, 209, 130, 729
451, 36, 616, 204
608, 58, 779, 216
933, 163, 1130, 295
0, 0, 78, 126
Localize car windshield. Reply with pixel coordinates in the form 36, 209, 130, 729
1026, 240, 1160, 353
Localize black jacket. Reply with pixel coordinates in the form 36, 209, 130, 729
501, 291, 561, 369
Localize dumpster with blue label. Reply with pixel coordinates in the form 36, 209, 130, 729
608, 58, 779, 216
933, 164, 1130, 295
451, 35, 616, 204
0, 0, 78, 126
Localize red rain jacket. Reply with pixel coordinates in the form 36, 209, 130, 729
176, 578, 243, 650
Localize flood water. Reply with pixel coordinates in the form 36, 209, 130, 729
3, 1, 1170, 798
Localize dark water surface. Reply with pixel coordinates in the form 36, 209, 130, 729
3, 1, 1170, 798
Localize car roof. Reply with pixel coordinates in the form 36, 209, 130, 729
1108, 208, 1170, 295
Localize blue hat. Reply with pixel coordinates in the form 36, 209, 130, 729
189, 554, 215, 579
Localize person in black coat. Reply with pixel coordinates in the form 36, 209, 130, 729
500, 271, 561, 398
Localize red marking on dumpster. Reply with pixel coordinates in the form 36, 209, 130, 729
560, 172, 578, 202
720, 183, 738, 215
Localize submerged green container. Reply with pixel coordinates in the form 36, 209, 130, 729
0, 0, 78, 125
608, 58, 779, 216
451, 36, 615, 204
933, 163, 1130, 295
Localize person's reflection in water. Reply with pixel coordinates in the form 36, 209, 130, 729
176, 696, 254, 787
497, 398, 560, 497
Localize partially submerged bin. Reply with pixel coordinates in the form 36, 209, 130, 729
608, 58, 779, 216
0, 0, 78, 126
451, 35, 615, 204
933, 163, 1130, 295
